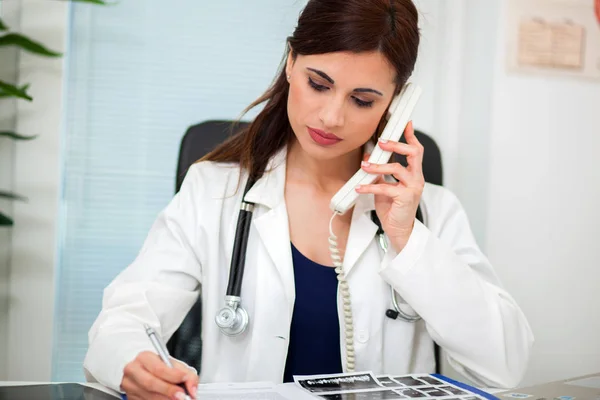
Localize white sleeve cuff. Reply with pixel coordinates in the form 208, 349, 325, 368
379, 219, 430, 278
84, 331, 155, 393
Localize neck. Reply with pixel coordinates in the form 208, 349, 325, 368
286, 138, 363, 193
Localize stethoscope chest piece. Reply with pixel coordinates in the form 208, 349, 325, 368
215, 295, 249, 336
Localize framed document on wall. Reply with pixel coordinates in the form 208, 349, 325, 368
506, 0, 600, 80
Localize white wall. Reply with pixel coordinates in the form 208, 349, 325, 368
452, 0, 500, 246
4, 0, 68, 381
409, 0, 497, 247
485, 0, 600, 386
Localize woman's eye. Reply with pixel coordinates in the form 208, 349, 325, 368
308, 77, 328, 92
353, 97, 374, 108
307, 77, 373, 108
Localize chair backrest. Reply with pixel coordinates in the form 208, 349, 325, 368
175, 120, 250, 193
167, 119, 444, 370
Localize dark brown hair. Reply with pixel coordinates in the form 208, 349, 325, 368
202, 0, 420, 181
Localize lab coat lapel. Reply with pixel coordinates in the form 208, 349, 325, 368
243, 145, 380, 297
253, 204, 295, 306
343, 140, 379, 276
245, 149, 295, 306
343, 194, 379, 277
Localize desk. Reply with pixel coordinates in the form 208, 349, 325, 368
1, 380, 503, 400
0, 381, 120, 399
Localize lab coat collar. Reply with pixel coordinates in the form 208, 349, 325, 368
243, 146, 286, 209
243, 143, 376, 214
244, 143, 378, 281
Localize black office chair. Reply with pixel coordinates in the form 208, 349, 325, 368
167, 119, 444, 373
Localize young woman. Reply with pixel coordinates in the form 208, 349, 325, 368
84, 1, 534, 399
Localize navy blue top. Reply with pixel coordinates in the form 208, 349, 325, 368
283, 243, 343, 382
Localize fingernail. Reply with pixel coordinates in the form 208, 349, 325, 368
175, 392, 186, 400
361, 161, 371, 168
378, 138, 388, 143
355, 185, 362, 191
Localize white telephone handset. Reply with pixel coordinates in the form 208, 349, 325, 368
327, 83, 421, 374
330, 83, 422, 214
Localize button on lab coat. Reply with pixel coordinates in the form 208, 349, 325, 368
83, 147, 534, 392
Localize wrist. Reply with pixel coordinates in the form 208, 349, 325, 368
388, 225, 414, 253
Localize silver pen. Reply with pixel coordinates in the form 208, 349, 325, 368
144, 324, 193, 400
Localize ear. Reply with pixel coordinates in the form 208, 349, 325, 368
285, 46, 295, 79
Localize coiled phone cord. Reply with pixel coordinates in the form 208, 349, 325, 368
328, 212, 355, 372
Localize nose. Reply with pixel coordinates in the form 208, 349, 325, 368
319, 95, 345, 129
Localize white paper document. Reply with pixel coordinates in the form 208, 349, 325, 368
195, 372, 495, 400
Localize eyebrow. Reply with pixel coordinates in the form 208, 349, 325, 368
306, 67, 384, 97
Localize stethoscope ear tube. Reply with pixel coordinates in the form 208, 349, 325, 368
225, 176, 257, 298
227, 203, 254, 297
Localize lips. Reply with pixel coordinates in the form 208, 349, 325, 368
307, 127, 342, 146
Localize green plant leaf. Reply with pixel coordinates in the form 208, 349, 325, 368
0, 19, 8, 32
0, 33, 62, 57
0, 83, 30, 98
0, 81, 33, 101
0, 191, 27, 201
0, 212, 13, 227
0, 131, 38, 140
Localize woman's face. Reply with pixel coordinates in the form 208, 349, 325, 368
285, 50, 397, 161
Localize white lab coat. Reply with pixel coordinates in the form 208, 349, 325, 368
83, 146, 534, 392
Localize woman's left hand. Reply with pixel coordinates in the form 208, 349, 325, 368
356, 121, 425, 253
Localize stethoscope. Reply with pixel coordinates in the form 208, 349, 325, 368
214, 176, 423, 336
